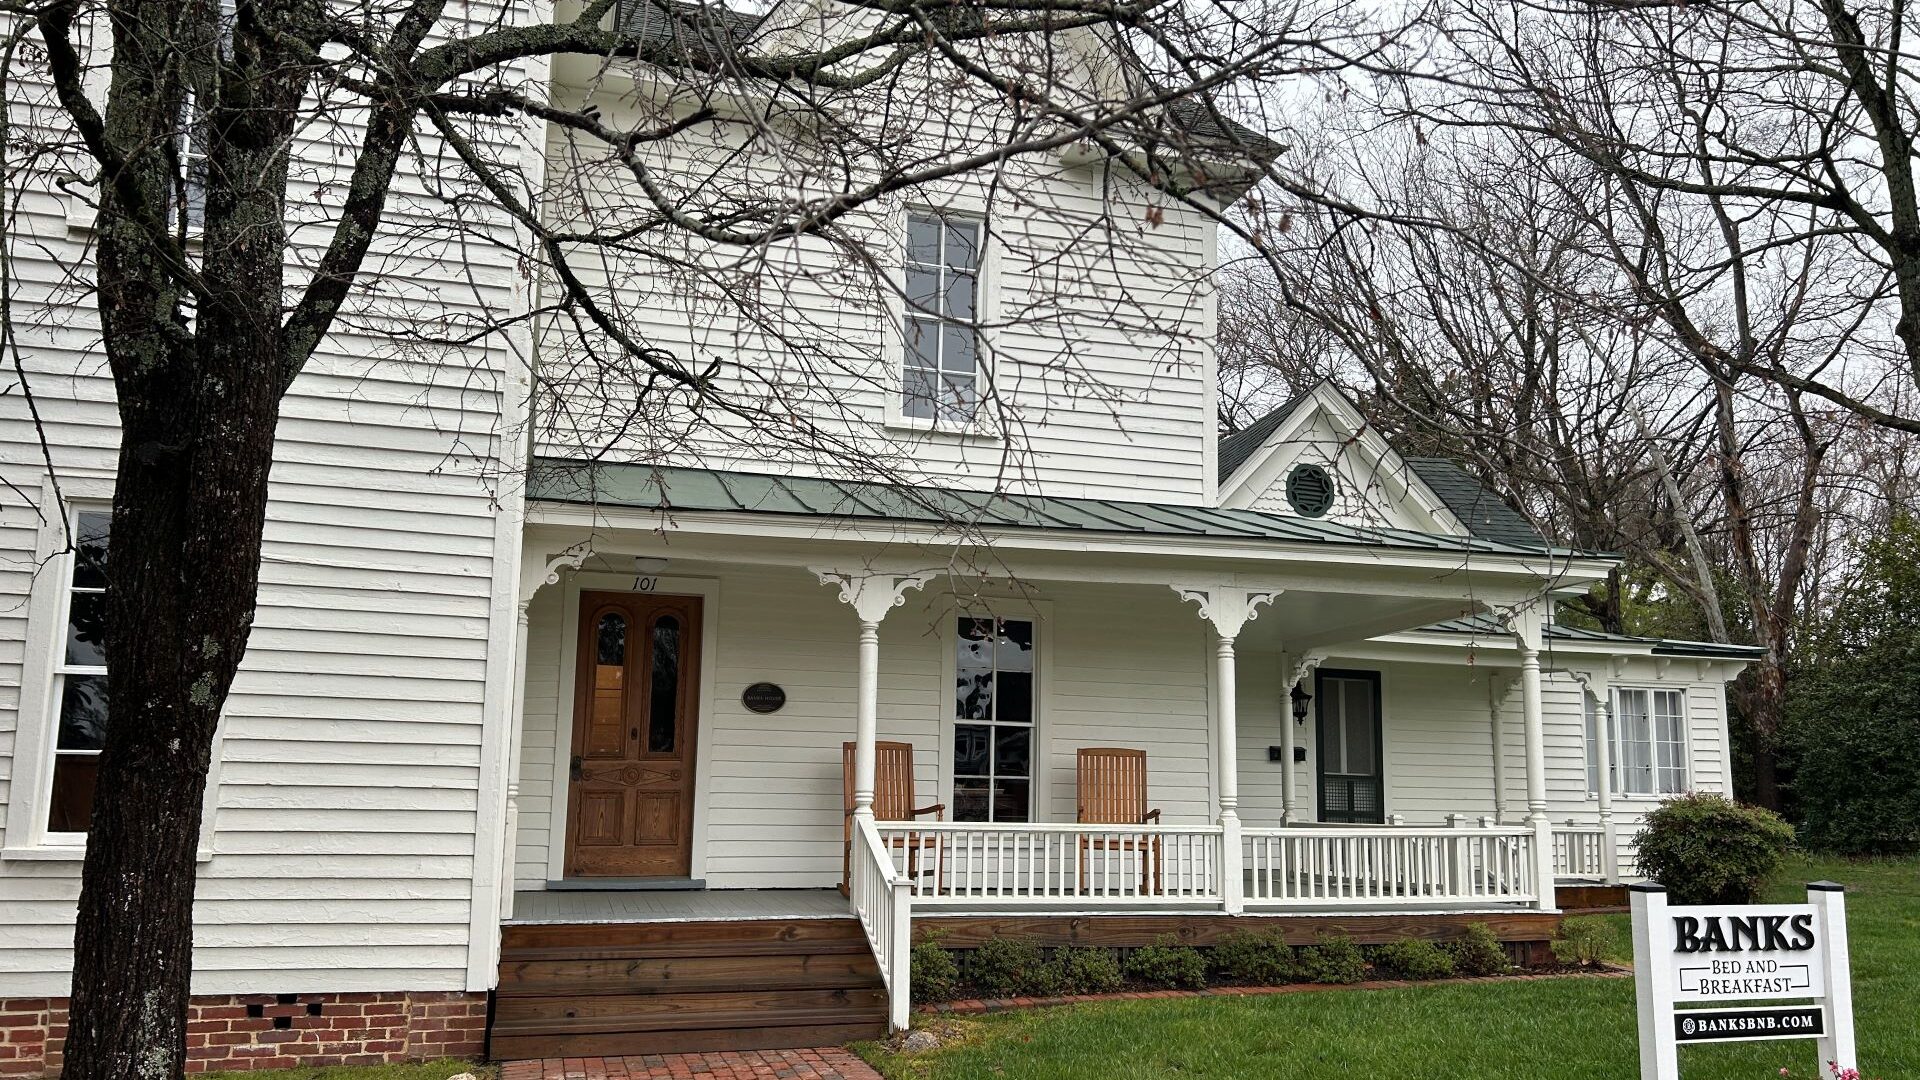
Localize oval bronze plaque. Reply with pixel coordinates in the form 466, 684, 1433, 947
742, 682, 786, 714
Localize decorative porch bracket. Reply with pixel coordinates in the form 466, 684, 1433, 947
1279, 650, 1326, 825
1565, 668, 1620, 883
1495, 599, 1559, 912
813, 568, 939, 825
1173, 584, 1279, 914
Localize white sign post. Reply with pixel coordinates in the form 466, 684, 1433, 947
1630, 881, 1857, 1080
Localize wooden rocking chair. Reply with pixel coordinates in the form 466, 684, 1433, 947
1076, 747, 1163, 895
842, 740, 944, 894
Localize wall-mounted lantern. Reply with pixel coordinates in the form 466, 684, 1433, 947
1290, 681, 1313, 725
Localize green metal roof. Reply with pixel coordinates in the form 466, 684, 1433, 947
1417, 613, 1764, 660
531, 459, 1598, 558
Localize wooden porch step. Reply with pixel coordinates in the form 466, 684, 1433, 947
501, 917, 867, 955
489, 1020, 889, 1060
491, 916, 887, 1058
493, 988, 889, 1033
498, 952, 885, 997
1557, 883, 1630, 912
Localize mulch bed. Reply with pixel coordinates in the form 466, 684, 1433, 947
918, 966, 1632, 1015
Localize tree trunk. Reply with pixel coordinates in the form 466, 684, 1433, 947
1738, 657, 1788, 812
62, 362, 282, 1080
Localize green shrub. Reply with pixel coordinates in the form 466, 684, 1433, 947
1447, 923, 1510, 977
1635, 792, 1796, 904
1044, 947, 1124, 995
1297, 934, 1368, 984
1211, 930, 1299, 985
1369, 937, 1456, 980
910, 940, 961, 1002
1123, 936, 1208, 989
963, 936, 1050, 998
1550, 916, 1618, 969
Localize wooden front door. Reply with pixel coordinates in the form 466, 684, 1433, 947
565, 591, 702, 878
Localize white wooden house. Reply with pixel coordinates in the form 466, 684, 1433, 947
0, 0, 1759, 1068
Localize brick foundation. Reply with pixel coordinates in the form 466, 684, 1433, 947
0, 991, 486, 1077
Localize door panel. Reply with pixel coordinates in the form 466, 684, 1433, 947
1315, 669, 1384, 824
565, 591, 702, 878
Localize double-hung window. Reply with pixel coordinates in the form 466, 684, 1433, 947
903, 212, 982, 423
48, 510, 111, 833
952, 616, 1034, 822
1585, 687, 1688, 798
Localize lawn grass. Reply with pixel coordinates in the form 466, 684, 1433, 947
861, 854, 1918, 1080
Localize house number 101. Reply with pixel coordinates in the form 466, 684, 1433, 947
632, 576, 659, 592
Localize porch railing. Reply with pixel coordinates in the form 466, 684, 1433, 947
875, 822, 1226, 906
856, 818, 1557, 1030
1552, 822, 1610, 880
1241, 825, 1538, 907
848, 815, 911, 1031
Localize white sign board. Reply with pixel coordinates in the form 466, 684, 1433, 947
1631, 883, 1857, 1080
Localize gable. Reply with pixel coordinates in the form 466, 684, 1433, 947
1215, 384, 1544, 547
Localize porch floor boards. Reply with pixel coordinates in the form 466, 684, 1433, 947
509, 888, 849, 925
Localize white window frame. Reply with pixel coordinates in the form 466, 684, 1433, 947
1585, 685, 1689, 800
2, 481, 221, 861
46, 505, 109, 842
939, 598, 1050, 823
884, 204, 999, 437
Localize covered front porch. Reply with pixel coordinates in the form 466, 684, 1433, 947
494, 464, 1626, 1039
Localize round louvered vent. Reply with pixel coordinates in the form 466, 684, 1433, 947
1286, 463, 1337, 518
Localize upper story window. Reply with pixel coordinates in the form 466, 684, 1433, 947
952, 615, 1034, 822
49, 510, 111, 833
903, 212, 981, 423
1585, 686, 1687, 798
178, 0, 233, 232
182, 102, 211, 230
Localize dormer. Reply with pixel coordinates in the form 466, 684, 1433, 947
1215, 382, 1546, 547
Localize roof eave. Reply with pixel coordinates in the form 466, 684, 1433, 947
525, 496, 1617, 582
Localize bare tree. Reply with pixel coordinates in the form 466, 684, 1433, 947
0, 0, 1402, 1076
1217, 108, 1916, 805
1401, 0, 1920, 433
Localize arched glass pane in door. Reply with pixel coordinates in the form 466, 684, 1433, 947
648, 615, 680, 754
586, 612, 627, 755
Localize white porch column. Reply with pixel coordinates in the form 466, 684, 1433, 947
814, 568, 937, 823
1503, 605, 1558, 911
500, 552, 587, 920
1573, 671, 1619, 883
1281, 652, 1325, 826
1174, 585, 1278, 914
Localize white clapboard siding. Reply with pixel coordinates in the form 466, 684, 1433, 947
1232, 656, 1733, 873
514, 571, 1217, 889
0, 13, 535, 995
531, 75, 1218, 505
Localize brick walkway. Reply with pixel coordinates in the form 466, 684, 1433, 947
500, 1049, 885, 1080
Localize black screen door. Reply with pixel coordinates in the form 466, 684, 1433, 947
1316, 669, 1383, 824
